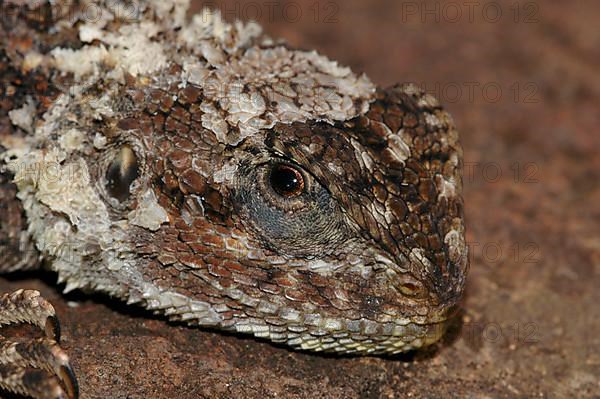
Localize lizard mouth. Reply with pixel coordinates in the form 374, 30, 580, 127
417, 304, 462, 348
254, 303, 463, 355
281, 317, 453, 355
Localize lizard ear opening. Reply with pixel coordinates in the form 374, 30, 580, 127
105, 146, 139, 202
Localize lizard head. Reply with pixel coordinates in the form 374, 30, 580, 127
95, 83, 467, 354
6, 4, 467, 354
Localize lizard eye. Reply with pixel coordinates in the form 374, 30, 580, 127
233, 156, 348, 256
268, 163, 305, 198
105, 146, 139, 202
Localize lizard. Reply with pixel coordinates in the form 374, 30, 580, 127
0, 0, 468, 397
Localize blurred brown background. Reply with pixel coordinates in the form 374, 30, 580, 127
2, 0, 599, 397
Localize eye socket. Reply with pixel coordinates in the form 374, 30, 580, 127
268, 163, 305, 198
105, 146, 139, 202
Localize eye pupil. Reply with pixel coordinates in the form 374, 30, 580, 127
269, 164, 305, 197
106, 146, 139, 202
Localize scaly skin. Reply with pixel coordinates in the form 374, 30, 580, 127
0, 0, 468, 397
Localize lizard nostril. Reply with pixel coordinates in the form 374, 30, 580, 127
398, 282, 423, 297
400, 282, 417, 293
387, 269, 427, 298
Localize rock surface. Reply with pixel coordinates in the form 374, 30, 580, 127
1, 0, 599, 397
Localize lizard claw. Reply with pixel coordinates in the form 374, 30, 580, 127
0, 290, 78, 399
44, 315, 61, 342
58, 364, 78, 399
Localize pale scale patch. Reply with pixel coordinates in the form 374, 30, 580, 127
182, 61, 210, 86
149, 0, 189, 27
425, 112, 442, 128
128, 189, 169, 231
22, 51, 44, 72
99, 22, 168, 76
93, 133, 108, 149
180, 32, 375, 144
417, 93, 440, 108
409, 248, 436, 274
177, 8, 262, 54
361, 151, 375, 172
388, 130, 412, 163
55, 18, 168, 78
438, 175, 458, 199
58, 129, 86, 152
51, 46, 110, 78
8, 97, 36, 134
141, 285, 221, 325
306, 259, 344, 274
54, 1, 375, 146
444, 225, 467, 267
326, 161, 345, 177
212, 160, 239, 183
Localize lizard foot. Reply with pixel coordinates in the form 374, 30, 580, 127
0, 290, 78, 399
